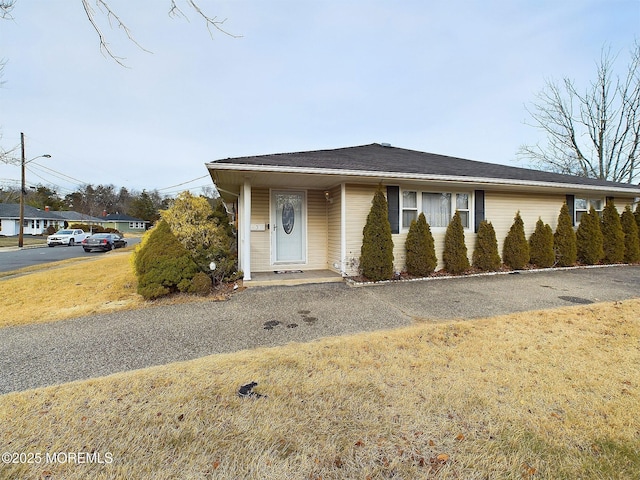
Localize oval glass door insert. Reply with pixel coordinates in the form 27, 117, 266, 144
282, 202, 295, 234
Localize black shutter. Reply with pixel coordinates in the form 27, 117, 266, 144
606, 196, 615, 205
566, 194, 575, 226
474, 190, 485, 233
387, 186, 400, 234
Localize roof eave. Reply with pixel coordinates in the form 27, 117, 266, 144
206, 162, 640, 196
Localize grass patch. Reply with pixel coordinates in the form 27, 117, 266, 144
0, 252, 142, 327
0, 236, 46, 248
1, 299, 638, 479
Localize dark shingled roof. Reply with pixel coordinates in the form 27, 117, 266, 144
0, 203, 64, 219
211, 143, 640, 191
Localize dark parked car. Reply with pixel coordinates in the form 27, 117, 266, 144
82, 233, 127, 252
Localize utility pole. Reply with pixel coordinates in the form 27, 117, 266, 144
18, 132, 25, 248
17, 133, 51, 248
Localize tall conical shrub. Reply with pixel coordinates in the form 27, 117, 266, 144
360, 186, 394, 281
601, 201, 625, 264
472, 220, 501, 271
503, 211, 529, 269
405, 213, 437, 276
554, 203, 577, 267
443, 210, 470, 274
576, 206, 604, 264
529, 218, 555, 268
621, 205, 640, 263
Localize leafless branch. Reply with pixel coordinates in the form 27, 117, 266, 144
183, 0, 241, 39
80, 0, 240, 67
519, 43, 640, 184
0, 0, 15, 20
81, 0, 152, 67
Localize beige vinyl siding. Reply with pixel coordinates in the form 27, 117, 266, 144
327, 185, 342, 274
306, 190, 329, 270
250, 188, 329, 272
249, 188, 271, 272
485, 192, 565, 256
342, 184, 473, 275
343, 184, 378, 276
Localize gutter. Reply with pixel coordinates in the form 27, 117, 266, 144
206, 162, 640, 196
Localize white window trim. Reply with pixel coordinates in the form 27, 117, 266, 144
401, 191, 418, 228
575, 197, 604, 224
400, 189, 473, 231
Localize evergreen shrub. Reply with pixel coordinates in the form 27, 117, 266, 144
405, 213, 437, 276
621, 205, 640, 263
554, 203, 577, 267
472, 220, 501, 271
360, 186, 394, 281
601, 201, 625, 264
133, 220, 199, 300
576, 207, 604, 265
443, 210, 470, 274
503, 211, 529, 269
191, 272, 213, 296
529, 218, 555, 268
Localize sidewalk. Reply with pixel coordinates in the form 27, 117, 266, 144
1, 265, 638, 394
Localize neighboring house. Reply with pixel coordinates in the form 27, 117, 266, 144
0, 204, 63, 236
101, 213, 149, 233
51, 211, 106, 231
206, 143, 640, 281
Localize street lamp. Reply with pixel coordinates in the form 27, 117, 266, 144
18, 132, 52, 248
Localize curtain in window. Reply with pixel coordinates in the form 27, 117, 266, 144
422, 193, 451, 227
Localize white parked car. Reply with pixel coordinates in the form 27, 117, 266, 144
47, 229, 89, 247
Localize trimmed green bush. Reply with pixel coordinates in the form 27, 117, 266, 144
621, 205, 640, 263
576, 206, 604, 265
360, 186, 394, 281
601, 201, 625, 264
443, 210, 470, 274
554, 203, 577, 267
529, 218, 555, 268
405, 213, 437, 277
503, 211, 529, 270
191, 272, 213, 296
472, 220, 501, 271
133, 220, 200, 300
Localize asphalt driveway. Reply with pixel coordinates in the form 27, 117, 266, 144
1, 265, 638, 394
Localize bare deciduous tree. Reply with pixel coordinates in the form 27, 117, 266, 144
519, 43, 640, 184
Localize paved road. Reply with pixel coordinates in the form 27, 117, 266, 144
1, 265, 638, 394
0, 238, 140, 272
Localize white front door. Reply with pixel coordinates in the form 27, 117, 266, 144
272, 190, 306, 263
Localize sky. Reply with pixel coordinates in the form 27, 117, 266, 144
0, 0, 638, 197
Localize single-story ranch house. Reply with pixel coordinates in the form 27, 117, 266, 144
206, 143, 640, 282
0, 204, 63, 236
101, 213, 149, 233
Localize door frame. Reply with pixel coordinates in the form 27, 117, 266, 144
270, 189, 307, 265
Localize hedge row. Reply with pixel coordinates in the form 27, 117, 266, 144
360, 195, 640, 281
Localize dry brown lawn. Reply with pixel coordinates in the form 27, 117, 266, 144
1, 299, 638, 479
0, 252, 142, 327
0, 236, 46, 248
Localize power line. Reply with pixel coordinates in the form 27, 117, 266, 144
30, 161, 90, 186
157, 175, 210, 192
